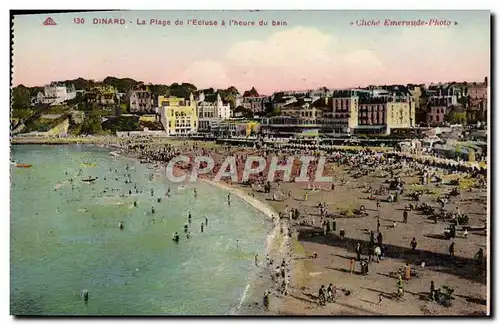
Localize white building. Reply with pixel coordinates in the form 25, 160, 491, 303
36, 83, 76, 105
197, 92, 231, 132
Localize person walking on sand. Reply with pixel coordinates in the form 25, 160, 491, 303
397, 275, 404, 297
304, 192, 308, 201
404, 263, 411, 281
410, 237, 417, 253
377, 220, 381, 233
361, 260, 368, 275
318, 285, 326, 306
374, 245, 381, 262
327, 283, 335, 302
263, 291, 270, 311
355, 243, 361, 261
449, 242, 455, 258
403, 209, 408, 223
475, 248, 484, 265
349, 258, 355, 274
377, 232, 383, 246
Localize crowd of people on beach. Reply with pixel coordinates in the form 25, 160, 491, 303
109, 139, 488, 313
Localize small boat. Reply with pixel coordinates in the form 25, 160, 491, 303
16, 164, 32, 168
82, 177, 97, 183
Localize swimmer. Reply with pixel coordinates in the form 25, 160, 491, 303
236, 240, 240, 250
205, 217, 208, 226
228, 194, 231, 206
81, 289, 89, 302
157, 198, 162, 203
255, 254, 259, 267
152, 207, 155, 214
186, 232, 191, 239
188, 212, 192, 223
184, 223, 189, 233
193, 188, 197, 199
201, 223, 204, 233
172, 232, 180, 243
119, 222, 124, 230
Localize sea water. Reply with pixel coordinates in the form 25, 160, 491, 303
10, 145, 272, 315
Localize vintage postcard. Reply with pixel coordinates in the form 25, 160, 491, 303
10, 10, 490, 316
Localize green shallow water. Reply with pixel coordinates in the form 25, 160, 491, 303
10, 145, 271, 315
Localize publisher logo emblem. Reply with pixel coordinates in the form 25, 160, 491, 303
43, 17, 57, 26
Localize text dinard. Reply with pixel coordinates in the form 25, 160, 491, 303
92, 18, 287, 27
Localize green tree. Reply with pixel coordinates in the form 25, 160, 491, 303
445, 109, 467, 125
61, 77, 92, 90
149, 84, 170, 97
234, 105, 253, 118
103, 77, 140, 93
225, 86, 239, 95
169, 83, 197, 98
81, 104, 103, 134
218, 86, 240, 109
11, 85, 32, 109
457, 95, 470, 108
